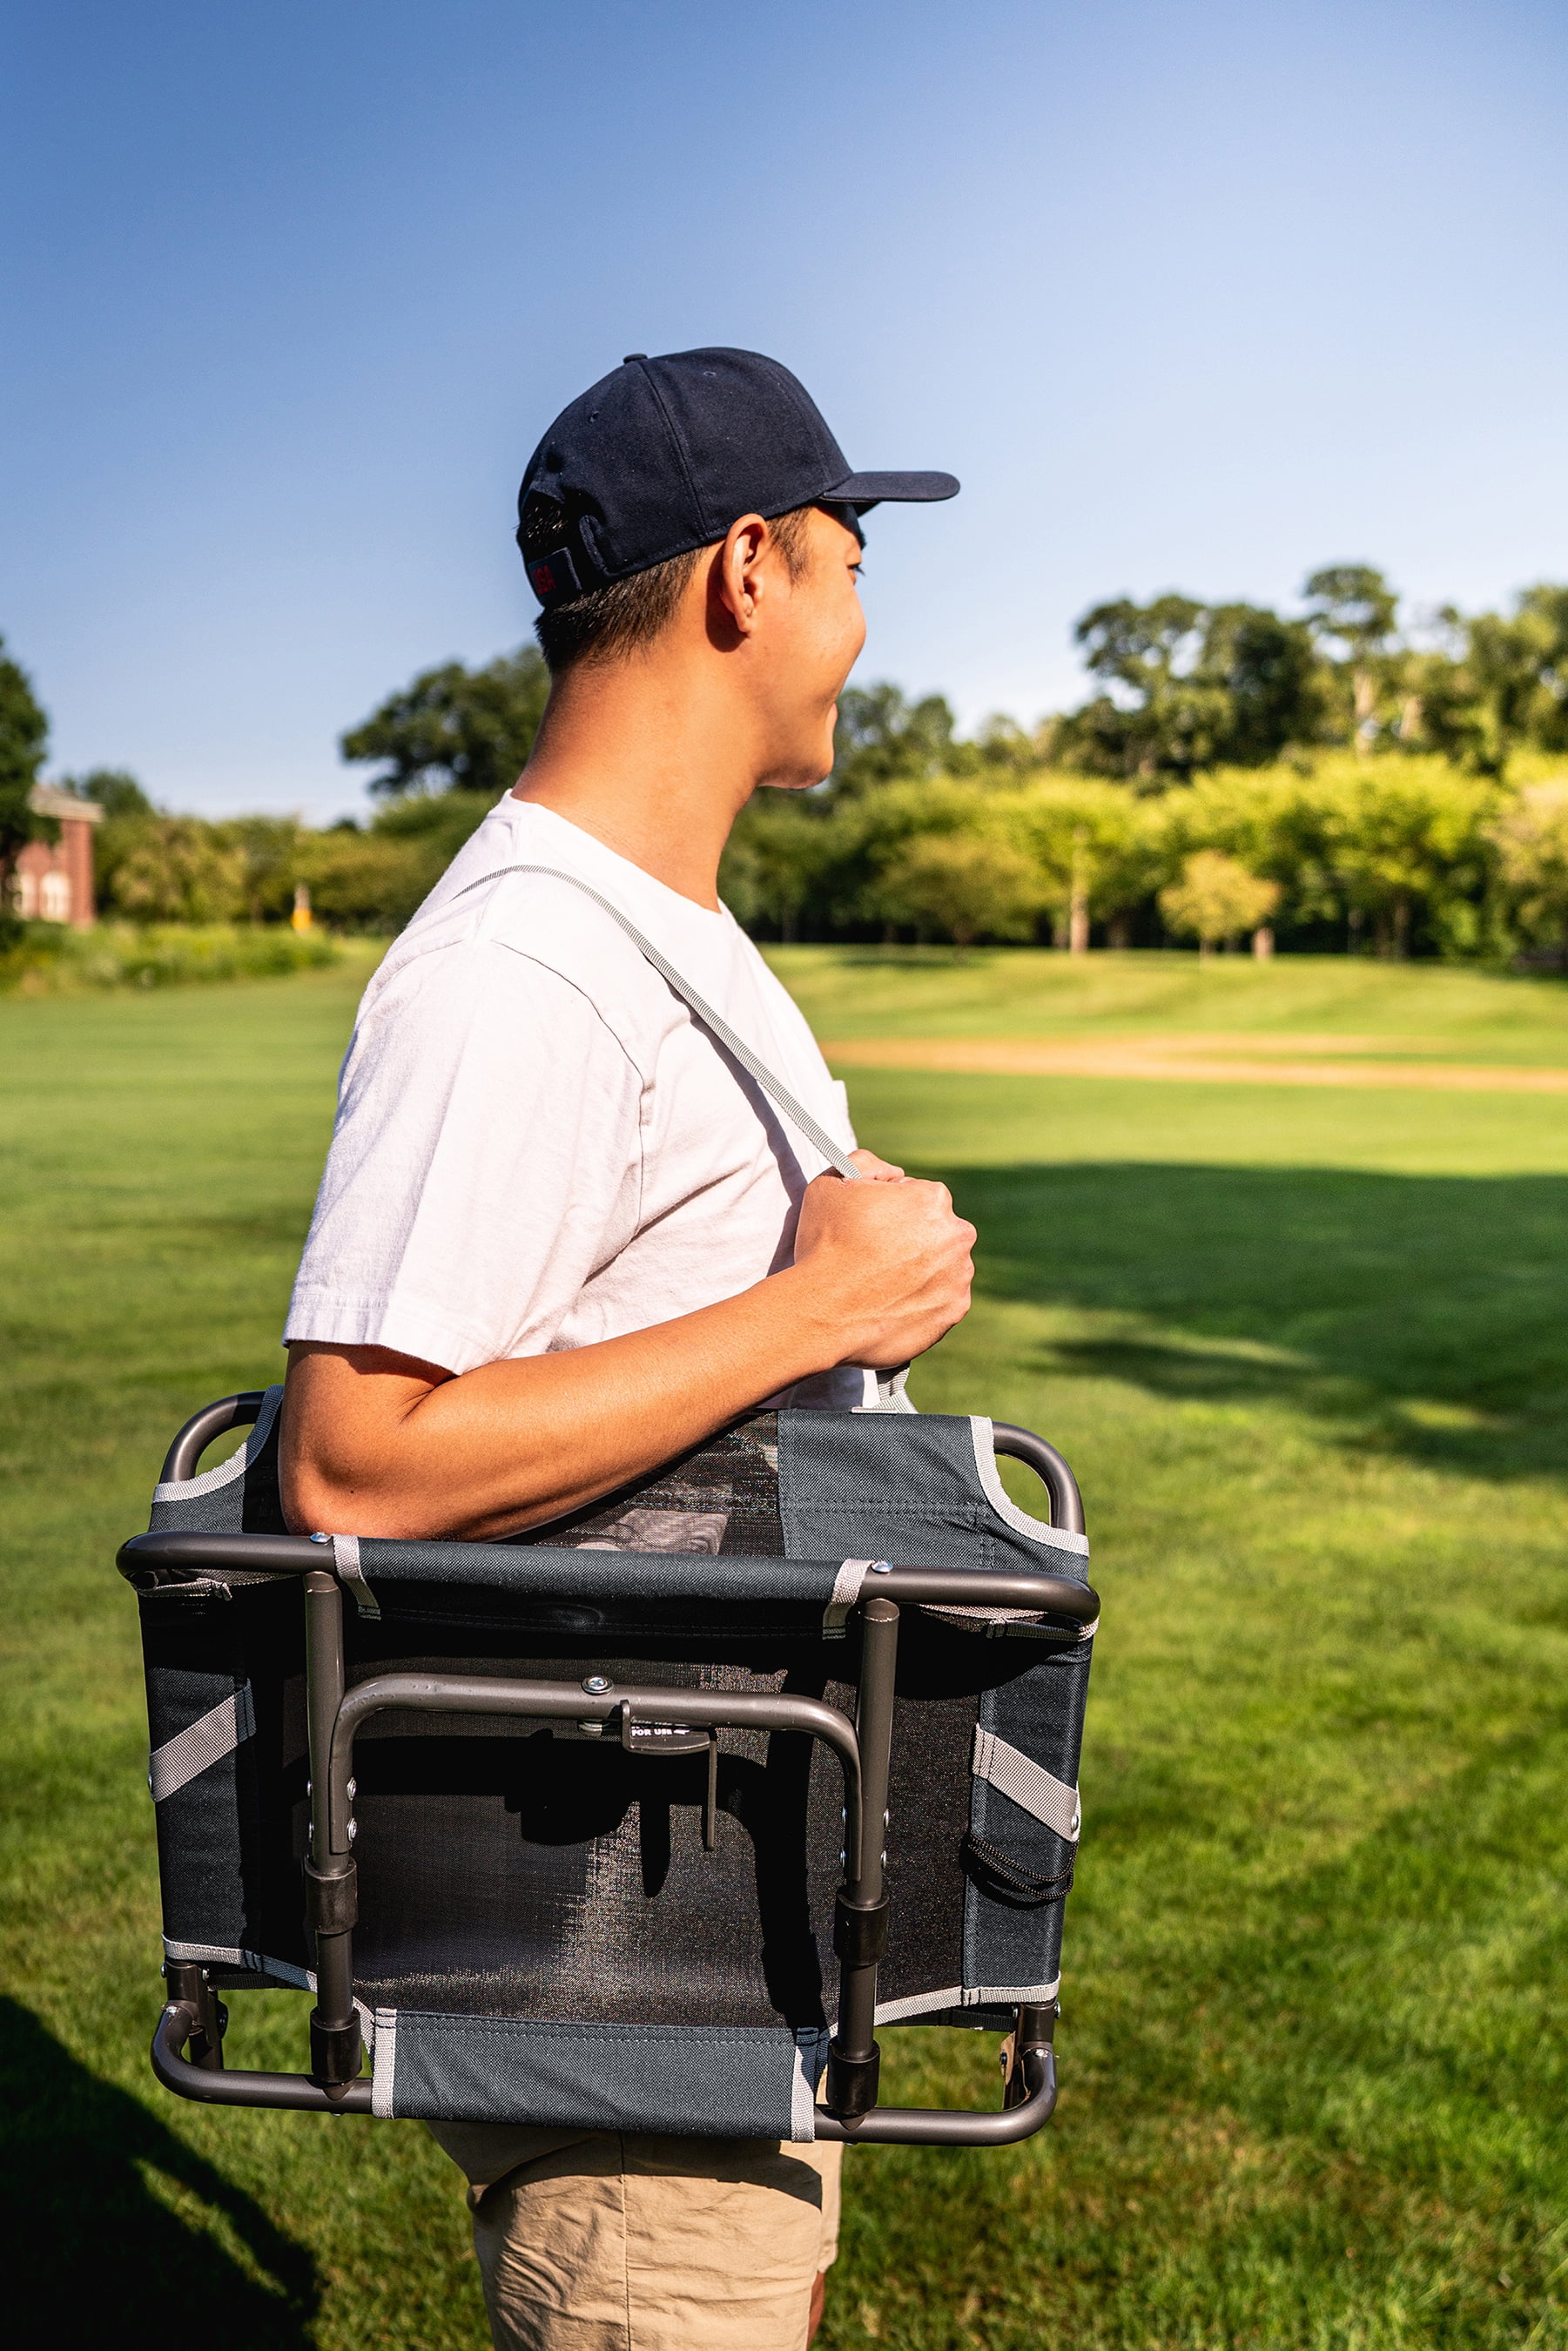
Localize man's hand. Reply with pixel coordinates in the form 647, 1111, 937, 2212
789, 1149, 975, 1370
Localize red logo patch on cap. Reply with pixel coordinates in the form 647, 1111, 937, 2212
531, 561, 556, 596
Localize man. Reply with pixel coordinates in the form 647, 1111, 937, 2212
280, 347, 975, 2350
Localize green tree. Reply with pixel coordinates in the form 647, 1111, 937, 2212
215, 816, 305, 923
292, 791, 495, 933
1158, 851, 1281, 959
0, 636, 52, 895
1302, 565, 1400, 754
1515, 585, 1568, 751
297, 831, 433, 933
879, 832, 1044, 949
1006, 778, 1161, 950
1322, 762, 1496, 957
1161, 765, 1339, 940
1059, 596, 1231, 782
1488, 781, 1568, 962
1393, 630, 1483, 767
103, 818, 249, 924
64, 768, 152, 818
1201, 603, 1325, 765
1458, 588, 1568, 772
718, 793, 843, 940
342, 645, 550, 798
962, 712, 1042, 776
831, 684, 958, 791
1389, 591, 1568, 776
1057, 597, 1323, 782
839, 776, 996, 934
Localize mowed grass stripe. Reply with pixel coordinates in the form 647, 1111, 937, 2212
824, 1034, 1568, 1088
772, 943, 1568, 1058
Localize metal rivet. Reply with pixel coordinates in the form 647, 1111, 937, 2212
309, 1531, 331, 1544
582, 1675, 612, 1696
347, 1779, 356, 1800
347, 1820, 357, 1842
871, 1562, 892, 1574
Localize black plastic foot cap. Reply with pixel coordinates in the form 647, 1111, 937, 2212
309, 2011, 362, 2086
824, 2039, 881, 2119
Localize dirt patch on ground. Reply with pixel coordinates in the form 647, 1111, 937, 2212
819, 1036, 1568, 1093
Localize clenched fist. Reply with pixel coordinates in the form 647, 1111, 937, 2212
790, 1148, 976, 1370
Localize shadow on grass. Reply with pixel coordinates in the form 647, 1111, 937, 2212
830, 1727, 1568, 2351
0, 1997, 317, 2344
943, 1162, 1568, 1482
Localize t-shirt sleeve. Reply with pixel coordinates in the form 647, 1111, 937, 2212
284, 941, 645, 1376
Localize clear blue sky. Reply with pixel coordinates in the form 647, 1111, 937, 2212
3, 0, 1565, 822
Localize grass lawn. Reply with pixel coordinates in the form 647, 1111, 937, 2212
5, 943, 1568, 2347
773, 942, 1568, 1062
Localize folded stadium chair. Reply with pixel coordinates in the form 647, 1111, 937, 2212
120, 1391, 1097, 2145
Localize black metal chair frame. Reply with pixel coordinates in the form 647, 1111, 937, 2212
124, 1400, 1097, 2147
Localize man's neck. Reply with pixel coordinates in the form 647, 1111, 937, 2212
510, 656, 760, 910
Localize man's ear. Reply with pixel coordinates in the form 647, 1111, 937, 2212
715, 514, 771, 639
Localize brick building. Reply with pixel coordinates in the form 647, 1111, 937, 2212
11, 784, 104, 928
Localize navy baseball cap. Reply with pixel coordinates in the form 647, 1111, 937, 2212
517, 347, 959, 607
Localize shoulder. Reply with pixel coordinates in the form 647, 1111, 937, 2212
358, 804, 688, 1073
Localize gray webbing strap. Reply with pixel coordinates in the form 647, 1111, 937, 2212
450, 863, 859, 1180
149, 1684, 256, 1803
972, 1725, 1081, 1842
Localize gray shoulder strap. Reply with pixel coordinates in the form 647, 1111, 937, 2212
450, 863, 859, 1180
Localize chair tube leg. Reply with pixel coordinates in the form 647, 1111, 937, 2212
163, 1960, 226, 2070
1005, 2000, 1058, 2108
304, 1568, 360, 2089
826, 1593, 898, 2119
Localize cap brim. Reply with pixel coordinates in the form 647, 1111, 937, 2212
822, 470, 959, 510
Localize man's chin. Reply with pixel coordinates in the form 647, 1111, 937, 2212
760, 771, 831, 794
758, 741, 837, 792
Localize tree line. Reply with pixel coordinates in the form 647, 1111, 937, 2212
1052, 565, 1568, 781
4, 557, 1568, 960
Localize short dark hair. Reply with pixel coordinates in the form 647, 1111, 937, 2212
535, 504, 820, 677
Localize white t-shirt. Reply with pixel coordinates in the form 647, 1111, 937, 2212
285, 796, 875, 1409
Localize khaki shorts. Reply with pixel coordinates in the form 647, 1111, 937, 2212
428, 2120, 842, 2351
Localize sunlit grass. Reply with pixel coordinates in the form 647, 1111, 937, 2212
3, 950, 1567, 2345
770, 941, 1568, 1061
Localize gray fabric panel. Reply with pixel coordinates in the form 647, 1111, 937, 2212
150, 1469, 247, 1535
148, 1385, 288, 1536
778, 1411, 1090, 1582
782, 1411, 1094, 2008
387, 2011, 806, 2136
148, 1743, 252, 1954
968, 1418, 1089, 1559
151, 1387, 283, 1506
964, 1644, 1093, 1995
139, 1583, 309, 1971
357, 1540, 841, 1605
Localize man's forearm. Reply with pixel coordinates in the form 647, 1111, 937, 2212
280, 1264, 843, 1541
283, 1157, 974, 1540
